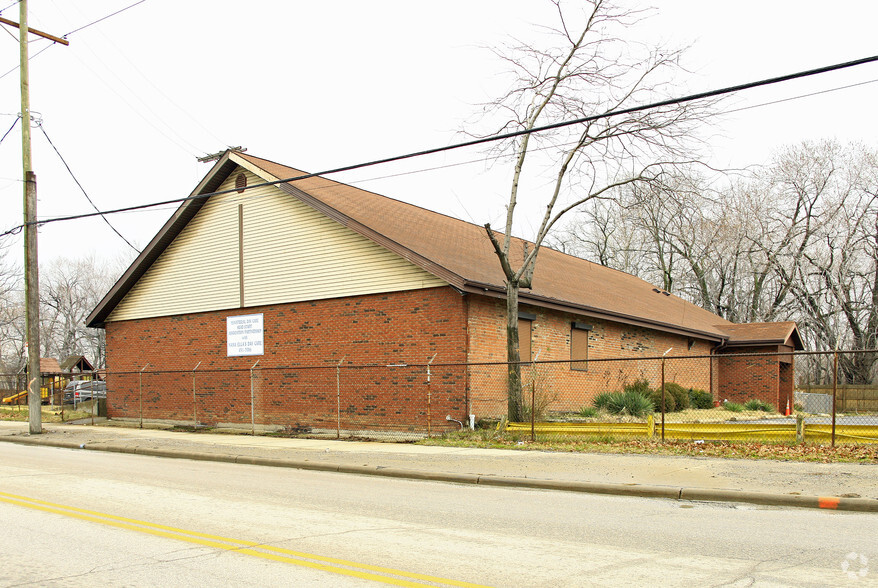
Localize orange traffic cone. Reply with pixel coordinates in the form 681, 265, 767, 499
785, 398, 791, 416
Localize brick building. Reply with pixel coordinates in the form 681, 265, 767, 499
87, 151, 802, 429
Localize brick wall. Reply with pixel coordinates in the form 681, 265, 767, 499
716, 346, 789, 410
465, 296, 715, 418
105, 286, 468, 431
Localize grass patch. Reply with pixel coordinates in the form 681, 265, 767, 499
593, 390, 653, 417
577, 406, 597, 418
723, 402, 744, 413
0, 405, 93, 423
744, 399, 775, 413
420, 430, 878, 463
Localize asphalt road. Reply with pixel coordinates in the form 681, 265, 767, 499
1, 444, 876, 587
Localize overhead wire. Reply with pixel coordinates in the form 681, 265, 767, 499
0, 1, 20, 14
0, 0, 148, 80
63, 0, 145, 37
14, 53, 878, 232
2, 53, 878, 243
37, 121, 140, 253
0, 114, 19, 145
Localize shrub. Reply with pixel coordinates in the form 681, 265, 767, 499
744, 399, 775, 413
662, 382, 690, 411
623, 378, 652, 397
724, 401, 744, 412
688, 388, 713, 410
593, 390, 654, 417
593, 391, 616, 411
577, 406, 597, 418
649, 388, 676, 412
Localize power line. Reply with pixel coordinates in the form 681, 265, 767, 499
4, 53, 878, 236
0, 0, 148, 80
723, 76, 878, 115
63, 0, 146, 37
0, 115, 19, 145
37, 122, 140, 252
0, 1, 20, 14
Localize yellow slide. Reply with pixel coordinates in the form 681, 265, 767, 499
2, 388, 49, 404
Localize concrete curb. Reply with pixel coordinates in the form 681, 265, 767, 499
3, 434, 877, 513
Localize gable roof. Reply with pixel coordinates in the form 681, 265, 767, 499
717, 322, 804, 350
60, 355, 95, 373
89, 150, 750, 342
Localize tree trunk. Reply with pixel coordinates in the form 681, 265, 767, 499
505, 280, 524, 421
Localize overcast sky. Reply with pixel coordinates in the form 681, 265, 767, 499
1, 0, 877, 268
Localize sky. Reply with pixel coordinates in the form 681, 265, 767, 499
1, 0, 877, 270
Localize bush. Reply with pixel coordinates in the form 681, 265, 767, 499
724, 401, 744, 412
577, 406, 597, 418
623, 378, 652, 397
648, 388, 676, 412
662, 382, 690, 411
593, 390, 654, 417
688, 388, 713, 410
744, 399, 775, 413
593, 391, 616, 411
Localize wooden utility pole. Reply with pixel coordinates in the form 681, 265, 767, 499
19, 0, 41, 435
10, 1, 68, 434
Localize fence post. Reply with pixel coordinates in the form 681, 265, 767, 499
831, 349, 838, 448
139, 364, 150, 429
192, 362, 201, 427
427, 354, 436, 437
661, 348, 672, 442
91, 369, 96, 426
250, 360, 260, 436
531, 381, 535, 442
336, 357, 345, 439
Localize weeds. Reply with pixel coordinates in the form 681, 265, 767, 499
724, 402, 744, 412
577, 406, 598, 418
593, 389, 654, 417
744, 399, 775, 413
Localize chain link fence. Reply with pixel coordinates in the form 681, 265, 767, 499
3, 349, 876, 444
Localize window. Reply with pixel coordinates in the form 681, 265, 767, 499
518, 312, 535, 363
571, 322, 592, 371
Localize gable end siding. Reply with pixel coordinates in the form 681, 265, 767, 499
107, 168, 446, 322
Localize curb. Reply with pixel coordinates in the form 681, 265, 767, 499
3, 434, 877, 513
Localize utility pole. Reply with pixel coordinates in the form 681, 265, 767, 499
20, 0, 41, 435
11, 0, 68, 434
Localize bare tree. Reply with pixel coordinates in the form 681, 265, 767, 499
0, 244, 23, 372
38, 254, 129, 369
556, 140, 878, 384
470, 0, 713, 420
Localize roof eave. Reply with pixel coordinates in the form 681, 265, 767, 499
460, 281, 727, 342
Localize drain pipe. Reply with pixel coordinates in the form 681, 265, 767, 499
446, 415, 464, 430
250, 360, 260, 436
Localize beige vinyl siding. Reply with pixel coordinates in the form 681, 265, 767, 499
108, 175, 244, 322
108, 166, 446, 322
241, 170, 446, 307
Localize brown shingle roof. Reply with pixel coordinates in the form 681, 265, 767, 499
716, 322, 803, 349
39, 358, 61, 374
89, 150, 801, 346
236, 152, 734, 340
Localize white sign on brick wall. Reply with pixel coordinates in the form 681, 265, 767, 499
226, 313, 264, 357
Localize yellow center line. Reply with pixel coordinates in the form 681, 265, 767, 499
0, 491, 489, 588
